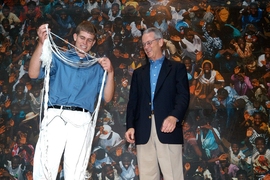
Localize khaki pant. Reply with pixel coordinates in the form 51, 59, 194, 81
136, 115, 184, 180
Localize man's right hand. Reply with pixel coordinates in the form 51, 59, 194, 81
125, 128, 135, 144
37, 24, 50, 45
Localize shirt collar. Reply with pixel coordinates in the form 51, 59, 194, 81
149, 56, 165, 65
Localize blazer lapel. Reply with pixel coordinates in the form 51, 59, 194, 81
155, 59, 172, 97
142, 63, 151, 97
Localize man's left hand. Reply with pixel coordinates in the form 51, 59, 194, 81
98, 57, 114, 73
161, 116, 177, 133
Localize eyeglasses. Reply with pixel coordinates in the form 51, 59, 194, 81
142, 38, 160, 47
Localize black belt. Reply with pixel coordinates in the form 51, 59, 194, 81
48, 105, 89, 112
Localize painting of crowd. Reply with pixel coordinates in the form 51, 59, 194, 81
0, 0, 270, 179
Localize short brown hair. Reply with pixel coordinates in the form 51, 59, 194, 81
75, 21, 97, 38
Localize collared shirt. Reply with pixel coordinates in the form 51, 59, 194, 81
38, 49, 104, 112
149, 56, 165, 110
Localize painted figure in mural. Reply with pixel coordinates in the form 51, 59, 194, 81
251, 136, 270, 179
213, 152, 239, 179
28, 21, 114, 179
125, 27, 190, 180
245, 111, 270, 154
178, 27, 204, 64
4, 155, 25, 180
229, 141, 252, 177
118, 152, 138, 179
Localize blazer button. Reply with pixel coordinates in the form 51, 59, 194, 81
149, 102, 151, 105
149, 116, 151, 119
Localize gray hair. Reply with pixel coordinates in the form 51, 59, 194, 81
143, 27, 163, 39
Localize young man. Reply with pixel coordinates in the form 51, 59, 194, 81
125, 27, 190, 180
29, 21, 114, 180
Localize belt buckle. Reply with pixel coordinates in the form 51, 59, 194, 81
62, 106, 72, 110
70, 106, 76, 111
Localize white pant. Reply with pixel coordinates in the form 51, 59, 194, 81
33, 108, 94, 180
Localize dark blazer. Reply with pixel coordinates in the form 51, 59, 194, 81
126, 58, 190, 145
